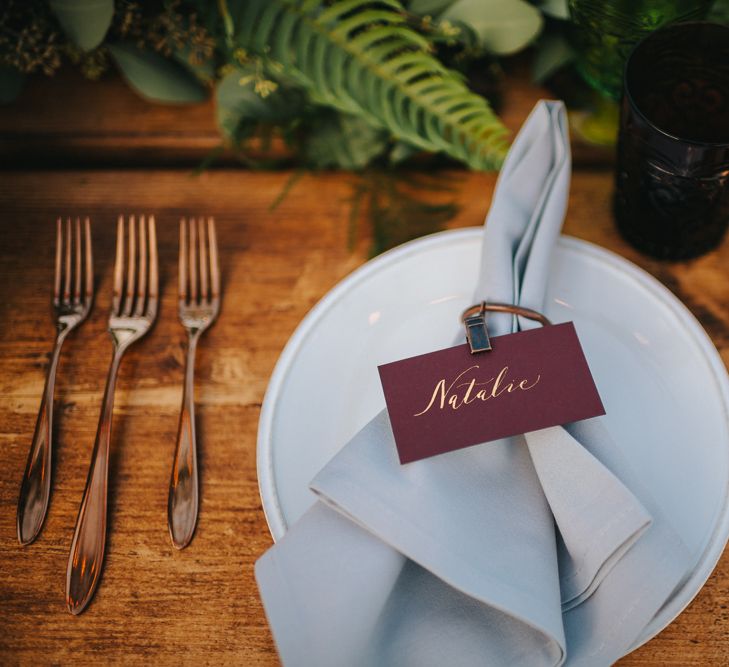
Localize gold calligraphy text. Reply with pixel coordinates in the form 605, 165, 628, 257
413, 365, 541, 417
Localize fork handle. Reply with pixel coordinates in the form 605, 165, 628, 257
168, 333, 200, 549
17, 330, 68, 545
66, 347, 122, 615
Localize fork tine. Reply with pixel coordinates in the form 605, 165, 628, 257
198, 218, 209, 302
208, 217, 220, 301
73, 217, 82, 305
84, 217, 93, 300
54, 218, 62, 308
63, 218, 72, 306
147, 215, 159, 318
123, 215, 136, 317
112, 215, 124, 316
179, 218, 188, 304
134, 215, 147, 317
189, 218, 198, 304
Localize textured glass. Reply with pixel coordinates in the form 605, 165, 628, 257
615, 22, 729, 260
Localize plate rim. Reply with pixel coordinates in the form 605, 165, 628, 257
256, 228, 729, 652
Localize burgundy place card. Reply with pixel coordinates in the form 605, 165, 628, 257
378, 322, 605, 464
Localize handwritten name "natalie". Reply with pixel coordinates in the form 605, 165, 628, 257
413, 365, 541, 417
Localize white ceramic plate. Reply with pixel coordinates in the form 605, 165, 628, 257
257, 229, 729, 651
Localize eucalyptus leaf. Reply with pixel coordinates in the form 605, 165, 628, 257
532, 32, 574, 83
49, 0, 113, 51
537, 0, 569, 20
108, 43, 207, 104
215, 67, 305, 140
442, 0, 544, 55
305, 113, 389, 170
0, 67, 25, 105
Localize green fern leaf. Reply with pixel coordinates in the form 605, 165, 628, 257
226, 0, 509, 169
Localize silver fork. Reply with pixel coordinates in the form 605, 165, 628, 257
168, 217, 220, 549
66, 214, 158, 615
17, 217, 93, 546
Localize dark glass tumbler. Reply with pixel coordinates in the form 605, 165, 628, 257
615, 22, 729, 260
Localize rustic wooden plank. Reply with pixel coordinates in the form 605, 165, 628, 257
0, 169, 726, 666
0, 65, 611, 168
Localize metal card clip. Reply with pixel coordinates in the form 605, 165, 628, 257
464, 312, 491, 354
461, 301, 552, 355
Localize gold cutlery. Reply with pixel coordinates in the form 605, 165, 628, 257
66, 214, 158, 615
17, 217, 93, 546
168, 217, 220, 549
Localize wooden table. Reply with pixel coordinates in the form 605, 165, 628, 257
1, 68, 728, 667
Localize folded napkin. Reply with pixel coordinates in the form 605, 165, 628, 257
256, 101, 693, 666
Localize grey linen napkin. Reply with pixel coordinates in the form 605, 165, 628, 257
256, 101, 692, 666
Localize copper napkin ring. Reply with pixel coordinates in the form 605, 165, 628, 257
461, 302, 552, 354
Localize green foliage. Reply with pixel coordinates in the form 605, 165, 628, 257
441, 0, 543, 55
216, 65, 305, 141
407, 0, 545, 54
108, 42, 207, 103
304, 112, 389, 169
49, 0, 114, 51
226, 0, 510, 170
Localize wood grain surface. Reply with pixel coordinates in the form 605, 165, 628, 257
0, 64, 611, 168
0, 168, 728, 665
